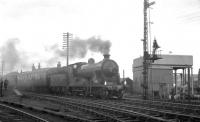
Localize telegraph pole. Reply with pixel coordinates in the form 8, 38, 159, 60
1, 60, 4, 77
1, 52, 4, 78
63, 32, 72, 67
63, 32, 72, 90
142, 0, 155, 99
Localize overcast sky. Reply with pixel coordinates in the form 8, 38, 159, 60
0, 0, 200, 78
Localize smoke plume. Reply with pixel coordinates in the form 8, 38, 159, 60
0, 38, 32, 73
48, 36, 111, 60
0, 38, 21, 72
0, 36, 111, 72
87, 37, 111, 55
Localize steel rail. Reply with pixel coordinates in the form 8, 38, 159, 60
0, 103, 49, 122
0, 99, 91, 122
125, 96, 200, 108
25, 93, 171, 122
123, 98, 200, 115
32, 95, 136, 122
87, 99, 200, 122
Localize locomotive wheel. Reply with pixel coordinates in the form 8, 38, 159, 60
117, 91, 123, 99
101, 90, 109, 99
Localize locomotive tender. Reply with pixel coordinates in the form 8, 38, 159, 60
4, 54, 124, 99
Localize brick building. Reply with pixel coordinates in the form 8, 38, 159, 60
132, 55, 193, 98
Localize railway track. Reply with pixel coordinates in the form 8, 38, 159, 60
23, 92, 170, 122
0, 98, 92, 122
29, 92, 200, 122
8, 92, 200, 122
44, 95, 200, 122
125, 95, 200, 105
123, 97, 200, 115
0, 103, 49, 122
89, 99, 200, 122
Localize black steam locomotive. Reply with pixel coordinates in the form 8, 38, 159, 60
4, 54, 124, 99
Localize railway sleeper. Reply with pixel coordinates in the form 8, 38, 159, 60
1, 100, 91, 122
117, 116, 133, 121
61, 102, 122, 121
89, 117, 106, 121
195, 109, 200, 114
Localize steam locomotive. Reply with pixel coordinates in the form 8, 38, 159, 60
4, 54, 124, 99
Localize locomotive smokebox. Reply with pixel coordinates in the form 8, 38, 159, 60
103, 54, 110, 59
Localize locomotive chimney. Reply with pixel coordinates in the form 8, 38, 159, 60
103, 54, 110, 59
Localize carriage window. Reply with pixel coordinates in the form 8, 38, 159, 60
73, 65, 77, 69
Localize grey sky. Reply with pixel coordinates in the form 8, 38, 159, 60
0, 0, 200, 78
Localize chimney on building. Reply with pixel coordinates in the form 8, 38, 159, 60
38, 63, 41, 69
32, 64, 36, 71
57, 61, 61, 68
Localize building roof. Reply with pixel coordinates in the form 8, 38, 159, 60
133, 54, 193, 69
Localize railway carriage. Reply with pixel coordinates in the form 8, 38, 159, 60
17, 68, 49, 92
